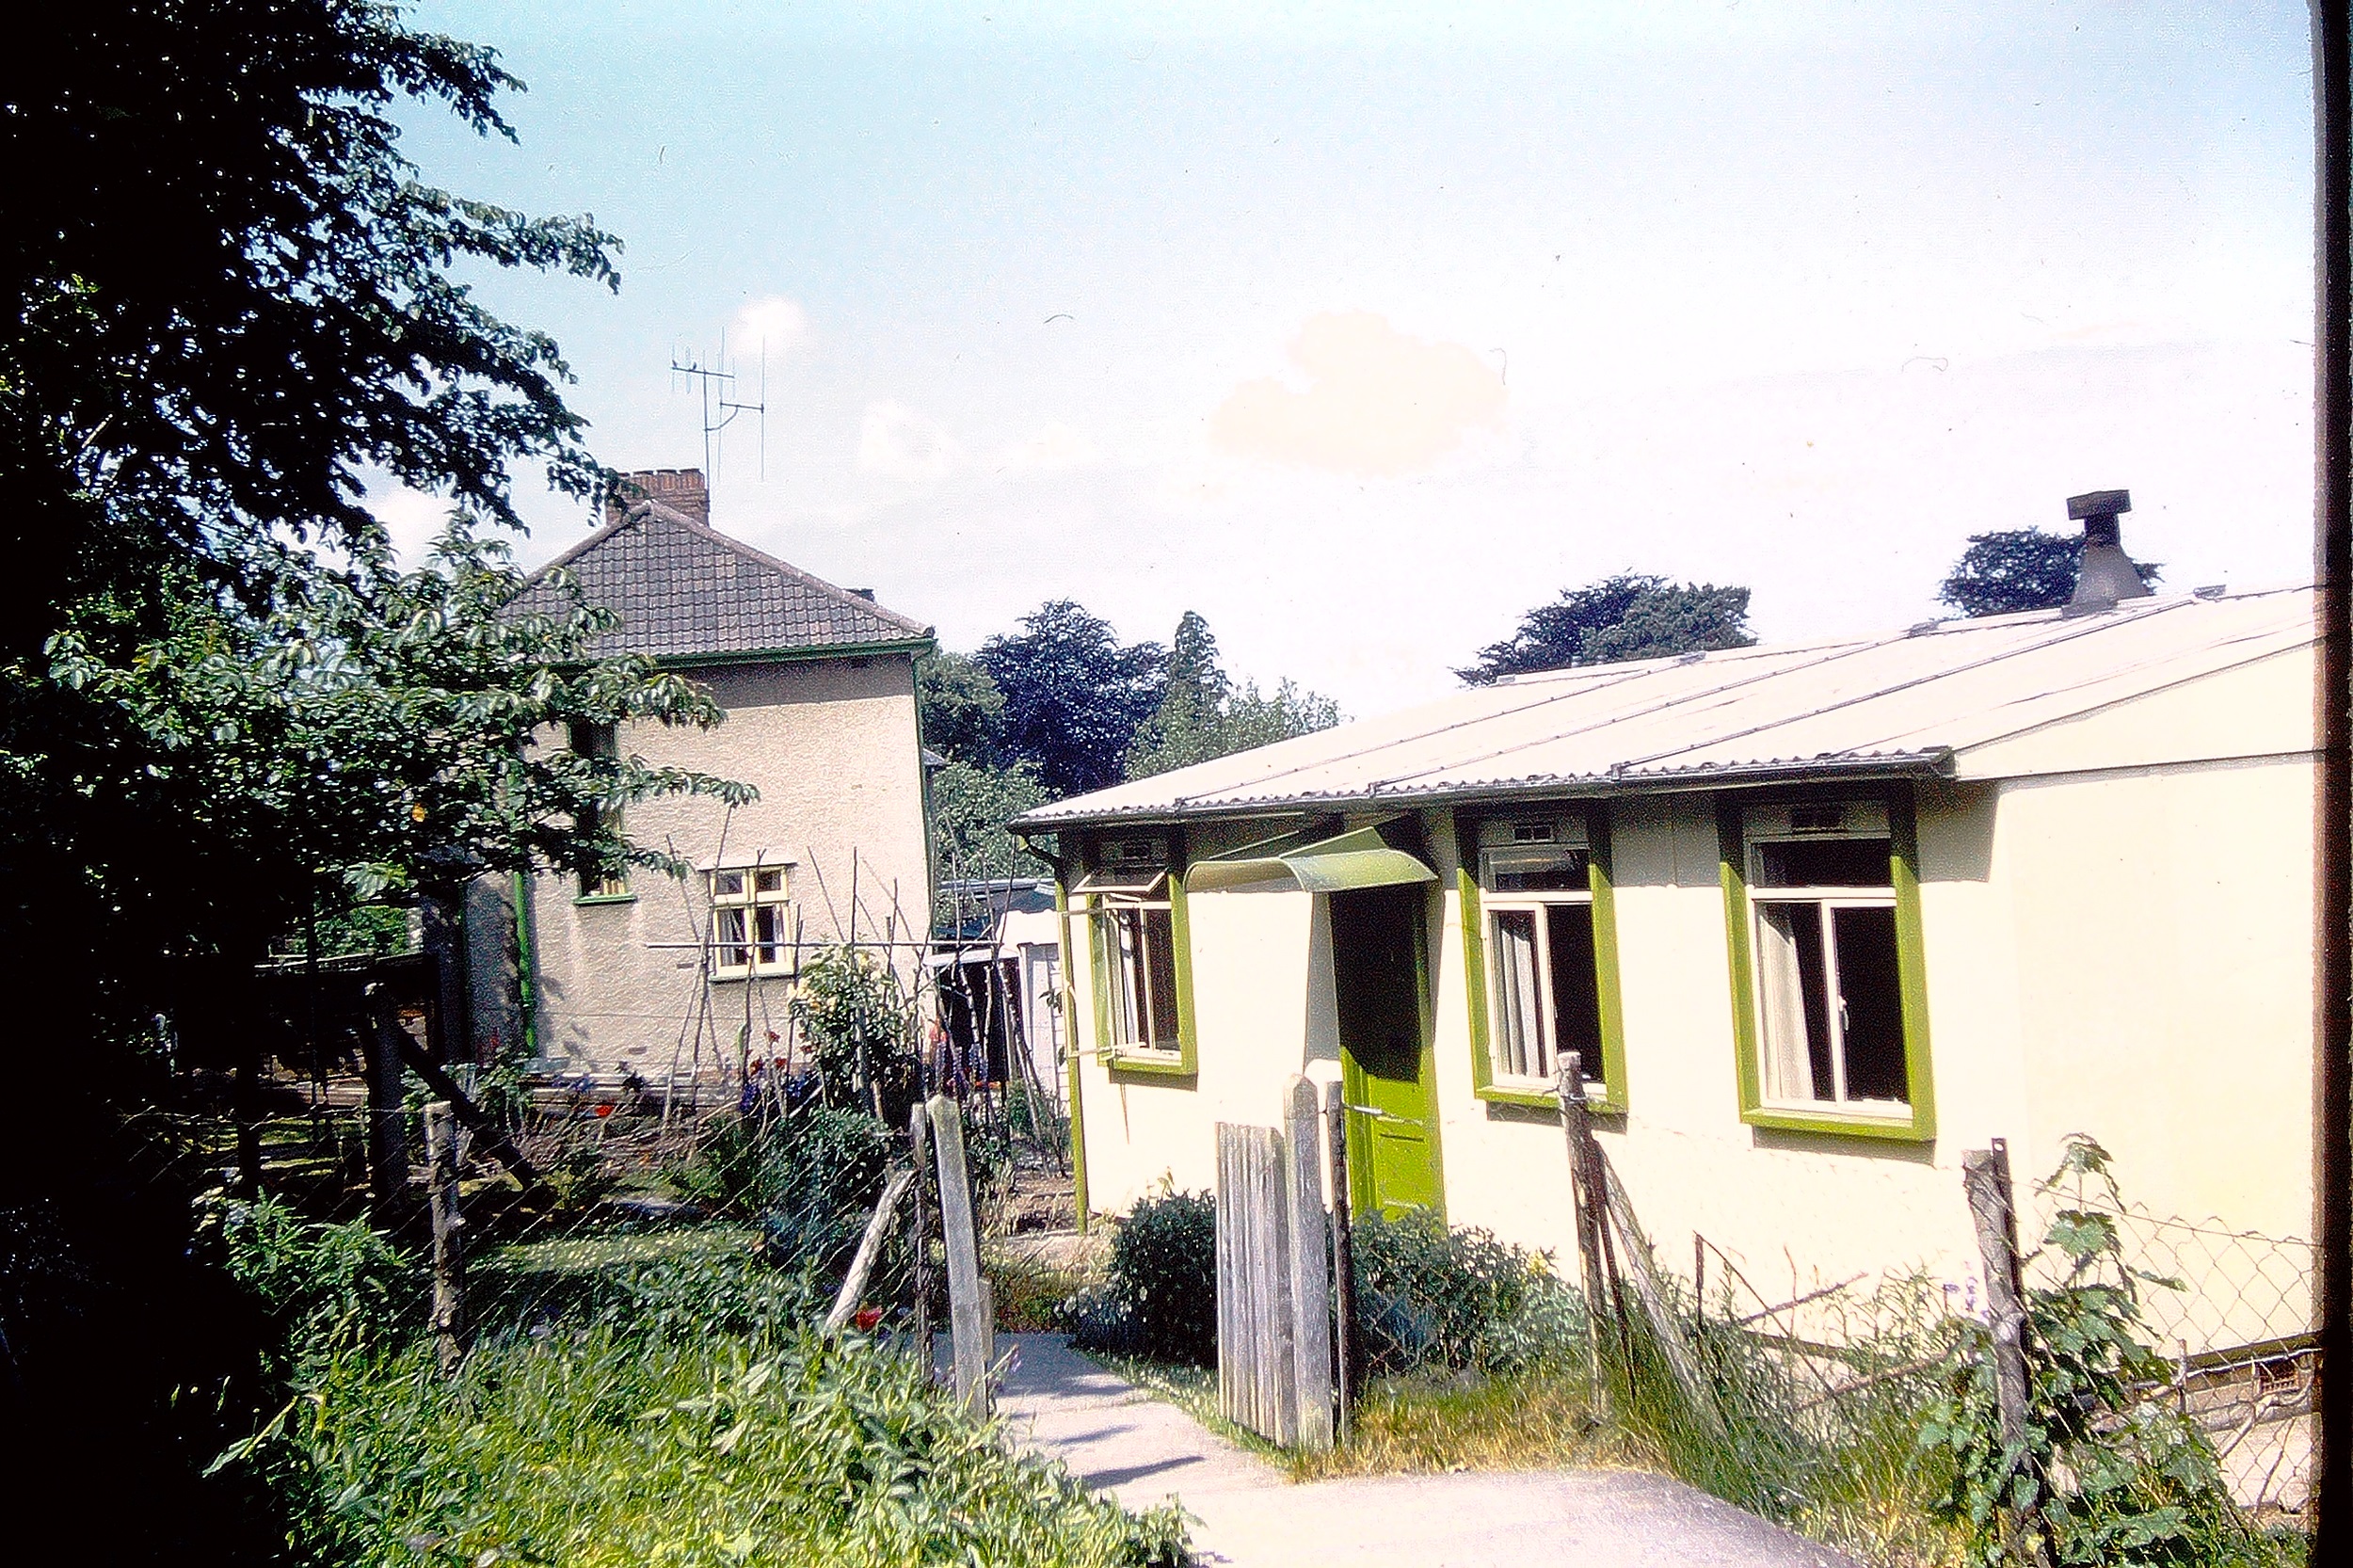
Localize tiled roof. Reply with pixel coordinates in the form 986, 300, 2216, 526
1016, 584, 2318, 828
511, 501, 932, 661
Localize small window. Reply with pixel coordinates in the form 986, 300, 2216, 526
1478, 821, 1605, 1093
1742, 803, 1908, 1110
711, 864, 791, 978
569, 721, 629, 899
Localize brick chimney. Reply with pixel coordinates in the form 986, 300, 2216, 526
605, 468, 710, 527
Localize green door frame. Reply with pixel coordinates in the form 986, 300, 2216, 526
1337, 883, 1445, 1222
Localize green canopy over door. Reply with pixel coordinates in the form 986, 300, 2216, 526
1186, 820, 1437, 894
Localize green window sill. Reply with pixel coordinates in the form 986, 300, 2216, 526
1106, 1048, 1195, 1080
1740, 1104, 1934, 1143
572, 892, 638, 906
1476, 1081, 1625, 1116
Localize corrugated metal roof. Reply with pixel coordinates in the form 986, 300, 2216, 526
1015, 585, 2317, 828
509, 500, 933, 661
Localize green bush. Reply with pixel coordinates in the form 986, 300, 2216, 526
1352, 1208, 1574, 1375
1068, 1189, 1217, 1367
211, 1195, 417, 1379
669, 1106, 896, 1279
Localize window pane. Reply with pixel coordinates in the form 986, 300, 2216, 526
1142, 906, 1180, 1048
753, 904, 785, 969
1490, 848, 1591, 892
715, 907, 748, 969
1489, 908, 1545, 1079
1832, 904, 1908, 1103
755, 869, 784, 894
1753, 838, 1892, 889
714, 871, 745, 899
1755, 902, 1833, 1101
1547, 904, 1603, 1081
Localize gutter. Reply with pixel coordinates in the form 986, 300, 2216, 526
655, 635, 937, 672
1010, 749, 1957, 833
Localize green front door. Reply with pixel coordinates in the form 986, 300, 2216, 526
1331, 884, 1443, 1220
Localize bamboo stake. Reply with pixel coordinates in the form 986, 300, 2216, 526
825, 1167, 916, 1334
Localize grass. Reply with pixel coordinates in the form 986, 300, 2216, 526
482, 1221, 760, 1276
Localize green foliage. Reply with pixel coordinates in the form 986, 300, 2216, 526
211, 1197, 417, 1378
1351, 1208, 1579, 1376
668, 1108, 897, 1279
929, 756, 1053, 884
1125, 611, 1343, 780
1916, 1137, 2266, 1566
792, 946, 921, 1120
1067, 1189, 1219, 1367
917, 649, 1012, 769
976, 600, 1167, 798
1458, 573, 1756, 683
1937, 530, 2161, 618
228, 1305, 1185, 1567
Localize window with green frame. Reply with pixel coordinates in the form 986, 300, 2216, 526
1718, 794, 1936, 1142
1080, 833, 1196, 1077
1458, 809, 1627, 1112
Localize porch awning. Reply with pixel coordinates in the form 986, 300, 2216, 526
1186, 821, 1437, 894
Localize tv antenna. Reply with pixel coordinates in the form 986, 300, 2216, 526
669, 328, 767, 483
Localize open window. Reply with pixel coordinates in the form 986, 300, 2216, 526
1460, 811, 1625, 1112
1721, 797, 1934, 1141
1078, 835, 1195, 1075
568, 720, 632, 902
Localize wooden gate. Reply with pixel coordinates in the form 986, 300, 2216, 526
1213, 1076, 1335, 1449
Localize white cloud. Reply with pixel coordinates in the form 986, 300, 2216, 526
1209, 312, 1508, 477
368, 485, 457, 568
857, 400, 964, 482
993, 421, 1098, 476
732, 295, 809, 359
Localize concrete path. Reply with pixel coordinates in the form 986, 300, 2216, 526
990, 1334, 1860, 1568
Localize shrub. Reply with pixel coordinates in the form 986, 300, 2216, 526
669, 1106, 896, 1279
1069, 1189, 1217, 1366
1351, 1208, 1573, 1375
211, 1196, 416, 1379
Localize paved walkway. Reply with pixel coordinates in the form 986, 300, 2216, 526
990, 1335, 1860, 1568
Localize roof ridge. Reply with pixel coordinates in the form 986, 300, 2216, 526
630, 502, 934, 639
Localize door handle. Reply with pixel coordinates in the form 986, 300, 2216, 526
1347, 1102, 1424, 1127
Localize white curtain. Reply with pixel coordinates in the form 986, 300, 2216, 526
1491, 909, 1545, 1080
1754, 903, 1817, 1102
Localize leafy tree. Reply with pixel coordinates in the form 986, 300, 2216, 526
916, 648, 1009, 769
1125, 611, 1342, 779
928, 757, 1052, 883
1459, 573, 1756, 684
1937, 529, 2162, 618
975, 600, 1165, 798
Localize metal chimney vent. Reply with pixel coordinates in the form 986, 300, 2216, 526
2064, 489, 2151, 613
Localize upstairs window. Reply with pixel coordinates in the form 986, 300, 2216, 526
711, 863, 790, 978
568, 720, 630, 900
1740, 801, 1912, 1112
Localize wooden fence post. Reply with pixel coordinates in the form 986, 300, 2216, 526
1964, 1142, 2047, 1565
825, 1167, 916, 1334
909, 1100, 934, 1356
927, 1095, 989, 1416
1324, 1080, 1357, 1442
1284, 1076, 1335, 1451
1592, 1140, 1725, 1440
1214, 1122, 1298, 1444
362, 989, 409, 1223
1557, 1058, 1610, 1401
423, 1101, 466, 1375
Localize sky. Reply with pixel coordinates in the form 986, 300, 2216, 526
385, 1, 2320, 715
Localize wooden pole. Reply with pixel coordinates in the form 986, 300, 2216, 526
1323, 1080, 1357, 1442
928, 1094, 989, 1416
390, 1028, 544, 1193
362, 988, 408, 1222
909, 1100, 934, 1358
1592, 1139, 1725, 1439
1557, 1058, 1609, 1401
826, 1167, 916, 1334
1963, 1142, 2047, 1567
1284, 1077, 1335, 1450
423, 1101, 466, 1375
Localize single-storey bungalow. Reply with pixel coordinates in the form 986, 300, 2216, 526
1016, 542, 2316, 1334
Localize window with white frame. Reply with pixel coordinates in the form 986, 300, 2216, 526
710, 863, 790, 978
1743, 801, 1909, 1109
569, 720, 630, 899
1085, 837, 1181, 1056
1479, 817, 1605, 1091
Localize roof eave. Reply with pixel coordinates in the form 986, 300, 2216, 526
1009, 749, 1957, 833
653, 635, 937, 671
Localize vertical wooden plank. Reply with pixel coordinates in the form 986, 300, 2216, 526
1285, 1076, 1334, 1450
928, 1094, 989, 1416
1325, 1080, 1356, 1442
1963, 1142, 2046, 1565
1253, 1125, 1298, 1446
423, 1101, 465, 1375
909, 1101, 932, 1358
1215, 1124, 1239, 1425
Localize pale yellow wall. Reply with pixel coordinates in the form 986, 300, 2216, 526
514, 653, 930, 1075
1073, 758, 2315, 1348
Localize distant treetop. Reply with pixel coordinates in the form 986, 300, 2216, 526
1936, 529, 2161, 618
1459, 573, 1756, 685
